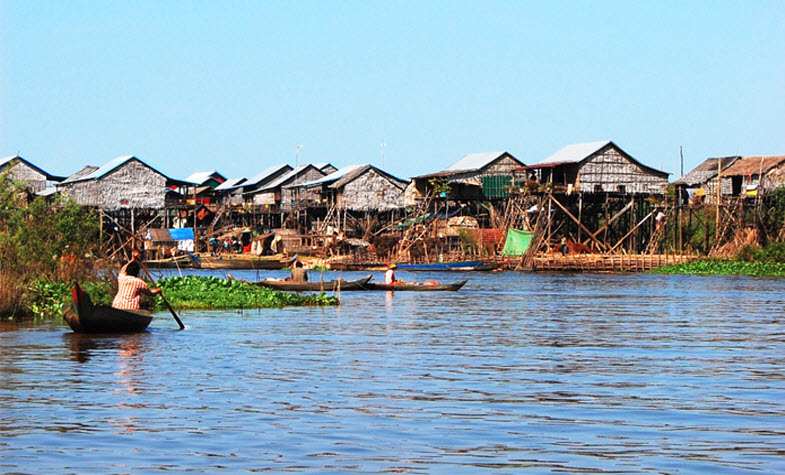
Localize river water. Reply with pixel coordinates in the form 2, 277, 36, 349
1, 271, 784, 473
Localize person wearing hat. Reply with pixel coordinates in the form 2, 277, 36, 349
384, 263, 397, 285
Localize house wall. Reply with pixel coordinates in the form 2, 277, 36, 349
59, 160, 167, 209
280, 168, 326, 210
2, 161, 48, 192
447, 155, 524, 186
762, 164, 785, 192
577, 146, 667, 194
337, 169, 405, 210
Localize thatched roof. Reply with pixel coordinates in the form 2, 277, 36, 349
673, 156, 740, 186
722, 156, 785, 177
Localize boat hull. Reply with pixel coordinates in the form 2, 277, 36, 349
396, 261, 496, 272
64, 284, 153, 334
250, 275, 372, 292
362, 280, 467, 291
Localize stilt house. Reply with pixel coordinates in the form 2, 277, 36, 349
672, 156, 740, 204
299, 164, 408, 211
721, 155, 785, 197
57, 155, 187, 210
412, 151, 526, 200
528, 141, 669, 195
0, 155, 64, 192
246, 164, 326, 211
216, 164, 291, 206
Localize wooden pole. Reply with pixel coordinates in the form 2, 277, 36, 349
549, 194, 608, 251
715, 158, 722, 244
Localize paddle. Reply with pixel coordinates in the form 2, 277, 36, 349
140, 263, 185, 330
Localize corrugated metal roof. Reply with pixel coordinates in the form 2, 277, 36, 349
299, 164, 366, 188
535, 140, 611, 166
70, 155, 136, 182
246, 164, 291, 187
186, 170, 220, 185
215, 177, 247, 191
61, 165, 99, 184
0, 155, 20, 168
254, 165, 322, 193
0, 154, 63, 181
35, 187, 59, 197
446, 151, 507, 172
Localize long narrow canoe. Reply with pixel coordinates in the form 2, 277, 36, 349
396, 261, 496, 272
362, 280, 467, 291
237, 274, 373, 292
63, 284, 153, 334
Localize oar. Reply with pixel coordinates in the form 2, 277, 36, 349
141, 264, 185, 330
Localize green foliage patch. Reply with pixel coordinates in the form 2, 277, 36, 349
156, 275, 339, 309
655, 259, 785, 277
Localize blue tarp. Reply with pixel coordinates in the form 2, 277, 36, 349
168, 228, 195, 241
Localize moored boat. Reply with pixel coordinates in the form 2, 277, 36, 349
233, 274, 372, 291
64, 284, 153, 333
362, 280, 467, 291
396, 261, 496, 272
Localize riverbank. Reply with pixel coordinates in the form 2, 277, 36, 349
654, 259, 785, 277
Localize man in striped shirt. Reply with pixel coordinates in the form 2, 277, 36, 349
112, 261, 161, 311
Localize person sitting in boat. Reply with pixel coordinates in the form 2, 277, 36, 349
112, 261, 161, 311
289, 257, 309, 283
385, 263, 398, 285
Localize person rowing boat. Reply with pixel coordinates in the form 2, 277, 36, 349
112, 260, 161, 311
384, 263, 398, 285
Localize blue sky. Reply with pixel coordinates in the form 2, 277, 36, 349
1, 1, 784, 180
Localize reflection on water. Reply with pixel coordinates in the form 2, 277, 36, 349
1, 271, 785, 473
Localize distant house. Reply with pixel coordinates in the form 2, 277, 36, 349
63, 165, 100, 183
299, 164, 408, 211
185, 170, 226, 189
215, 177, 247, 192
314, 162, 338, 174
57, 155, 188, 210
412, 151, 526, 200
672, 156, 740, 203
216, 164, 292, 206
721, 155, 785, 196
528, 140, 669, 195
246, 164, 326, 210
0, 155, 64, 192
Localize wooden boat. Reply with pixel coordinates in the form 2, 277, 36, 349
144, 254, 195, 269
233, 274, 372, 291
197, 255, 288, 270
63, 284, 153, 333
362, 280, 467, 291
396, 261, 496, 272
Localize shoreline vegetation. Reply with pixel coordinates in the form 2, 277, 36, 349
0, 173, 336, 320
655, 260, 785, 277
21, 276, 338, 321
654, 243, 785, 277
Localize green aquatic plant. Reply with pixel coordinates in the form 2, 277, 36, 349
20, 275, 337, 320
654, 260, 785, 277
155, 275, 338, 310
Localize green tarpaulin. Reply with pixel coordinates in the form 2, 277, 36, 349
501, 228, 533, 256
